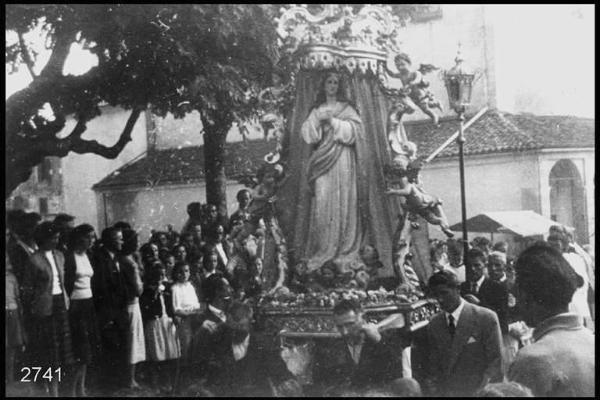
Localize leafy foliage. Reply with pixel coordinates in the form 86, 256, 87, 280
5, 4, 434, 200
5, 4, 281, 198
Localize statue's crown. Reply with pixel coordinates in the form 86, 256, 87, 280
276, 5, 402, 74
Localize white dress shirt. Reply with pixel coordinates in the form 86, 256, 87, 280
44, 251, 63, 295
346, 336, 365, 365
446, 297, 466, 327
171, 281, 201, 313
232, 334, 250, 361
215, 243, 228, 267
208, 304, 227, 323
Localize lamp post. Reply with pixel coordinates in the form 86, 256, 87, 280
444, 46, 475, 259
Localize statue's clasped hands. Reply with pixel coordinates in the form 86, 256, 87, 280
316, 109, 334, 124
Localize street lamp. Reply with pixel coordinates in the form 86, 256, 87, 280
444, 45, 475, 259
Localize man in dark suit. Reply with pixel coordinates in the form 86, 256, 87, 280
197, 274, 233, 332
487, 250, 521, 374
460, 248, 509, 334
7, 211, 41, 289
311, 299, 405, 394
90, 226, 129, 387
425, 270, 503, 397
195, 301, 295, 396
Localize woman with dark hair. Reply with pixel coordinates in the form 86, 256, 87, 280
150, 231, 170, 251
203, 223, 229, 275
53, 213, 76, 254
140, 242, 160, 271
64, 223, 100, 396
119, 229, 146, 389
300, 71, 364, 273
22, 221, 75, 396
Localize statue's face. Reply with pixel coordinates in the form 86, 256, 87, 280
395, 58, 410, 74
272, 73, 283, 86
253, 258, 263, 274
324, 74, 340, 97
321, 266, 335, 282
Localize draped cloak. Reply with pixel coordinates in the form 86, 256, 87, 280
277, 72, 430, 279
301, 102, 363, 272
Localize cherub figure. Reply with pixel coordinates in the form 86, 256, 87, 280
248, 162, 287, 224
387, 94, 416, 168
385, 141, 454, 238
359, 245, 385, 278
390, 53, 443, 125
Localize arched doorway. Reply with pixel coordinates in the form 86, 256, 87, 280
549, 159, 589, 244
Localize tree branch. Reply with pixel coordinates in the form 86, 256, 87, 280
39, 23, 77, 79
17, 30, 38, 79
69, 108, 142, 159
67, 115, 88, 139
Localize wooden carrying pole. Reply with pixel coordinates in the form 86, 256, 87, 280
424, 106, 488, 164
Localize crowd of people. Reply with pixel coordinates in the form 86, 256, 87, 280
5, 191, 596, 397
5, 190, 282, 396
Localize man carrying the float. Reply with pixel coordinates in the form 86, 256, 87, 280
311, 299, 406, 395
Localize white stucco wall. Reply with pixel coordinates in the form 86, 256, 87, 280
96, 180, 247, 242
422, 151, 540, 241
423, 148, 594, 246
60, 106, 148, 229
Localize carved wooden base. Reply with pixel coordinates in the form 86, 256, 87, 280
256, 299, 440, 338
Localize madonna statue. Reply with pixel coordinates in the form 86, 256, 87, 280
301, 72, 363, 272
278, 69, 404, 278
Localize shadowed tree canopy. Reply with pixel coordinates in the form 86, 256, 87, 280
5, 4, 440, 216
5, 4, 280, 210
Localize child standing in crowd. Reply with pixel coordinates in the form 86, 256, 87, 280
5, 253, 26, 386
140, 263, 180, 393
159, 248, 176, 281
170, 261, 202, 391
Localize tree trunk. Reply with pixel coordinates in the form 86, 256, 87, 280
203, 125, 229, 221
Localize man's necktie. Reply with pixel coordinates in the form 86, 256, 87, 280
448, 314, 456, 337
471, 281, 478, 294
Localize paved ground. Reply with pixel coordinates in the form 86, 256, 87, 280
6, 368, 211, 398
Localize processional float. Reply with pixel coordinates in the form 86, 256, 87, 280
238, 5, 452, 374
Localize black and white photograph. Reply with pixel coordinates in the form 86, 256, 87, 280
5, 4, 594, 397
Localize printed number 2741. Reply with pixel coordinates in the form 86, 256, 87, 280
20, 367, 62, 382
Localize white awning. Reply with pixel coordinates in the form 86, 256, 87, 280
449, 210, 572, 237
